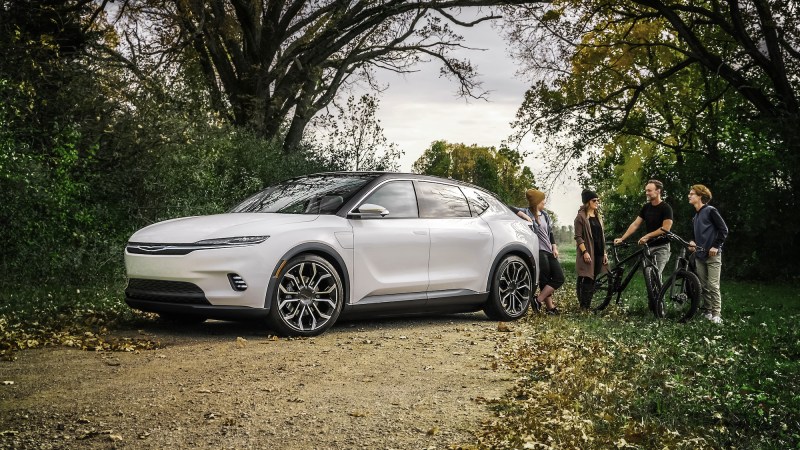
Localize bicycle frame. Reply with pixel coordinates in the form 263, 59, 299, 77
655, 228, 704, 321
660, 230, 702, 302
598, 240, 659, 305
661, 245, 689, 304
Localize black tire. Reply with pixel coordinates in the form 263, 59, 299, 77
157, 313, 207, 324
267, 254, 344, 337
655, 269, 701, 323
593, 269, 620, 311
644, 265, 662, 315
484, 255, 532, 321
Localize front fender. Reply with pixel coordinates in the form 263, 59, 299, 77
263, 242, 351, 310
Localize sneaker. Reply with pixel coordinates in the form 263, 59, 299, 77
710, 315, 723, 324
533, 297, 542, 312
546, 307, 560, 316
703, 312, 713, 320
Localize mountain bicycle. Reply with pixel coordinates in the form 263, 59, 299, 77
593, 238, 662, 312
654, 229, 703, 323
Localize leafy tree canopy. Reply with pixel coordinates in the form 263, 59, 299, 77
501, 0, 800, 278
412, 140, 536, 205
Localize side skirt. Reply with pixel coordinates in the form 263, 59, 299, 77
341, 290, 488, 319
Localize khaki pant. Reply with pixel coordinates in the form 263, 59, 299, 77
650, 244, 671, 281
695, 255, 722, 317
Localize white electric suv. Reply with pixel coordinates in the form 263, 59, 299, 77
125, 172, 539, 336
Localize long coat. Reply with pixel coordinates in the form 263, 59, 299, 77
574, 205, 609, 279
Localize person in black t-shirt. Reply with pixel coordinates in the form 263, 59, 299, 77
613, 179, 674, 279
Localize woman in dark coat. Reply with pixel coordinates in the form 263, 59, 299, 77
574, 190, 609, 309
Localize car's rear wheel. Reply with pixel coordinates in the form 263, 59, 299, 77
268, 254, 344, 337
484, 255, 532, 321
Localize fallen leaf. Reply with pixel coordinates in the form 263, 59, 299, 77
497, 322, 512, 332
236, 337, 247, 348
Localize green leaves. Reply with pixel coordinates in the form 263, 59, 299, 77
412, 140, 535, 206
504, 0, 800, 279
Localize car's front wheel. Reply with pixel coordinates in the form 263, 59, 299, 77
484, 254, 532, 321
268, 254, 344, 337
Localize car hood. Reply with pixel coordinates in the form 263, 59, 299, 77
129, 213, 319, 244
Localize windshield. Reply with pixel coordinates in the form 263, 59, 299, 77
229, 174, 378, 214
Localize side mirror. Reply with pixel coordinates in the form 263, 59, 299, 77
349, 203, 389, 218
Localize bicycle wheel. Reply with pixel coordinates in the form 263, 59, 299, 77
593, 269, 620, 311
643, 265, 662, 315
655, 269, 701, 323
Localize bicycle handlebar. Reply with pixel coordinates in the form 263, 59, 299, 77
659, 228, 704, 252
607, 237, 659, 248
607, 236, 631, 248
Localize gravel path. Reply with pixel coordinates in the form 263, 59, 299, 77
1, 313, 518, 449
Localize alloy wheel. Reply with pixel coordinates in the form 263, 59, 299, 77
276, 260, 340, 332
498, 260, 532, 316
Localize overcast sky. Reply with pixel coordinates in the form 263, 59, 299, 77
359, 10, 582, 225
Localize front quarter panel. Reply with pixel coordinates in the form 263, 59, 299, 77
125, 215, 353, 310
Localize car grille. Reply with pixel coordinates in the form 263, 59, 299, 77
126, 243, 198, 255
125, 279, 210, 305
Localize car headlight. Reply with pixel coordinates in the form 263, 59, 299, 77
194, 236, 270, 246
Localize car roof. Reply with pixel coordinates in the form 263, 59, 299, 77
298, 171, 497, 196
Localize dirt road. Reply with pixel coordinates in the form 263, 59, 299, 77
1, 313, 518, 449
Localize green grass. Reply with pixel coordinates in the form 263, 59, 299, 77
466, 255, 800, 449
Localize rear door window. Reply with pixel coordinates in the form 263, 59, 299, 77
416, 181, 472, 218
461, 187, 491, 217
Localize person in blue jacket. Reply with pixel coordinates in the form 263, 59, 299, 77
688, 184, 729, 323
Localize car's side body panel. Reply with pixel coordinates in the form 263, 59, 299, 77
427, 217, 493, 293
349, 217, 431, 301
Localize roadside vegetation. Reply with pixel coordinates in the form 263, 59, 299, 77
0, 281, 163, 361
462, 250, 800, 449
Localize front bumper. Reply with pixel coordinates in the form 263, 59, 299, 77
124, 243, 275, 315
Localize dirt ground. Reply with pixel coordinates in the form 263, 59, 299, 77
0, 313, 520, 450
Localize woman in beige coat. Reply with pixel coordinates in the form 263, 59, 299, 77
574, 190, 609, 309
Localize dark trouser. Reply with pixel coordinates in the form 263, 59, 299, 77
576, 248, 603, 309
576, 276, 595, 309
538, 250, 565, 291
